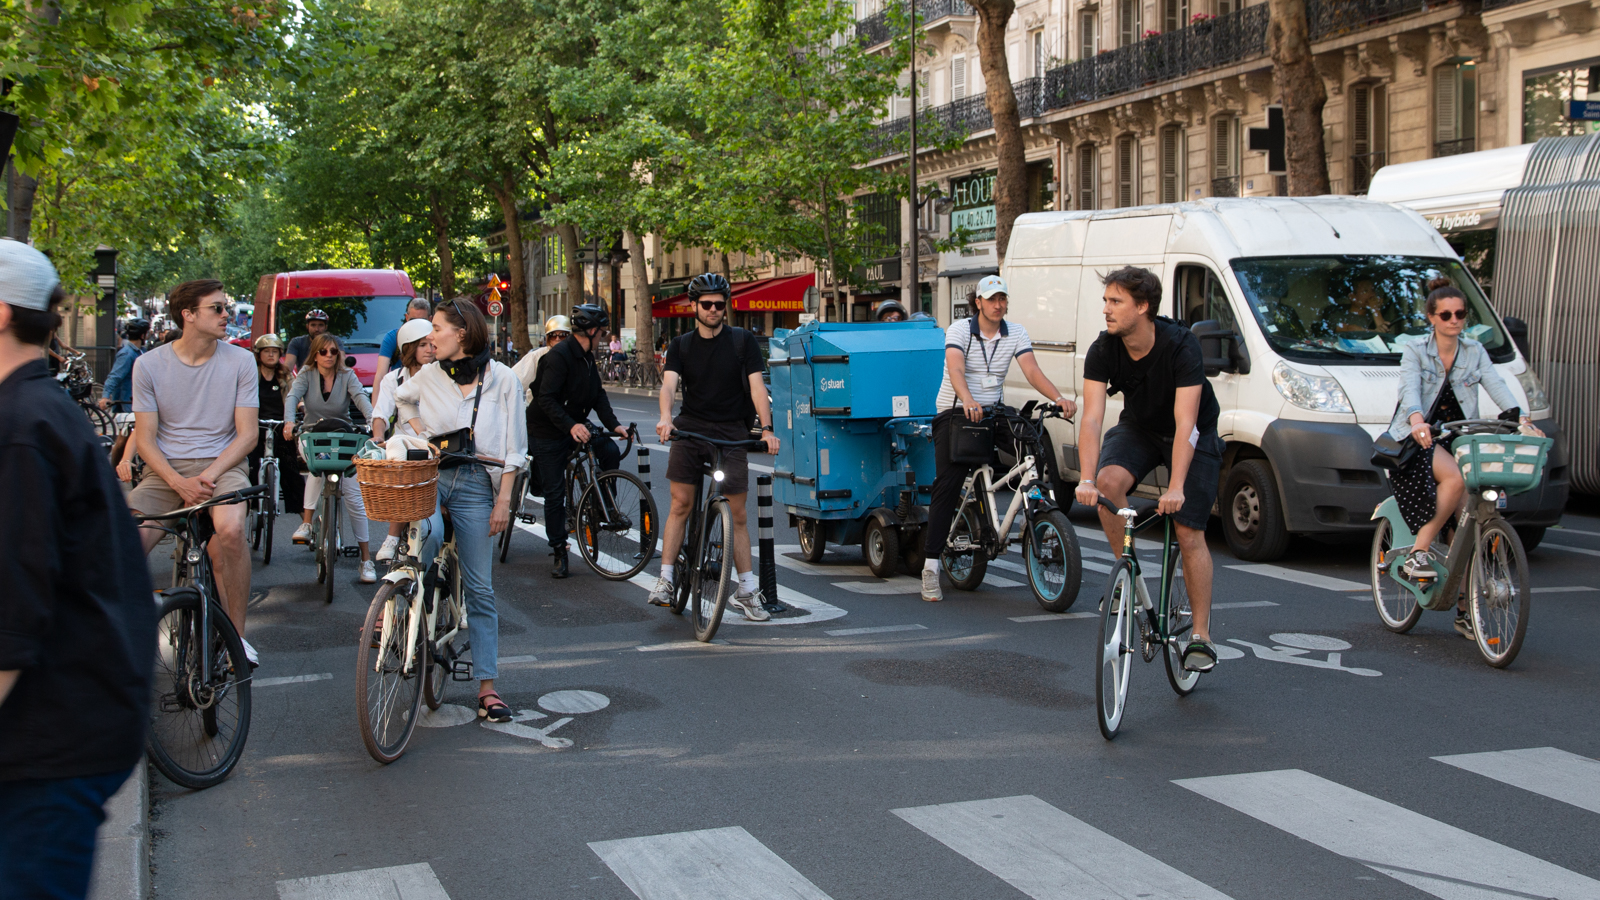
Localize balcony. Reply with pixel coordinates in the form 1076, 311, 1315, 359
1349, 150, 1387, 194
1211, 176, 1241, 198
1306, 0, 1439, 40
1480, 0, 1534, 9
857, 0, 974, 49
870, 78, 1049, 155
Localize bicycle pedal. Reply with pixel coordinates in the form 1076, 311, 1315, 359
517, 512, 537, 524
342, 547, 361, 558
448, 659, 475, 681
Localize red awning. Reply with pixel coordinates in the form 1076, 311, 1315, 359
730, 273, 813, 312
651, 294, 696, 318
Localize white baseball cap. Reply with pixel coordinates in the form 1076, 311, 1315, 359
0, 239, 60, 311
975, 274, 1009, 299
397, 317, 433, 349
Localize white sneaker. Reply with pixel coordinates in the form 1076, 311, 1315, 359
291, 522, 312, 545
648, 576, 674, 607
375, 535, 400, 562
729, 588, 771, 621
241, 638, 259, 669
921, 570, 942, 602
359, 560, 378, 583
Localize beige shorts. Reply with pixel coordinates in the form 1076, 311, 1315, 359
127, 458, 252, 516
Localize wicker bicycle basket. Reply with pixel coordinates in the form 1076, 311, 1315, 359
353, 456, 440, 523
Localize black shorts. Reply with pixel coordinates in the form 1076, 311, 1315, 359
1097, 423, 1224, 531
666, 416, 751, 495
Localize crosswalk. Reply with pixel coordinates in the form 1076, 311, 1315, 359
583, 745, 1600, 900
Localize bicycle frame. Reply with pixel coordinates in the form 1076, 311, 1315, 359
950, 452, 1043, 556
257, 420, 284, 518
1372, 493, 1502, 612
1113, 507, 1185, 645
376, 521, 466, 680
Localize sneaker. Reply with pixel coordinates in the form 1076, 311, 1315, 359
648, 576, 674, 607
1401, 549, 1435, 580
1182, 638, 1218, 673
921, 569, 942, 602
729, 588, 771, 621
241, 638, 260, 670
1455, 612, 1476, 640
291, 522, 312, 545
359, 560, 377, 584
375, 535, 400, 562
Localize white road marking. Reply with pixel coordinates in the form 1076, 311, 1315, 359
276, 862, 451, 900
254, 673, 333, 688
1226, 564, 1369, 592
1434, 747, 1600, 816
772, 552, 878, 578
499, 654, 539, 665
1008, 599, 1274, 624
1213, 601, 1279, 609
538, 689, 610, 714
1225, 638, 1380, 677
1177, 769, 1600, 900
825, 624, 927, 636
990, 555, 1112, 577
636, 640, 728, 652
417, 704, 477, 728
832, 580, 925, 595
1533, 541, 1600, 558
1268, 633, 1351, 651
1550, 526, 1600, 537
482, 709, 574, 748
590, 826, 835, 900
894, 794, 1236, 900
1211, 644, 1246, 660
1533, 586, 1599, 593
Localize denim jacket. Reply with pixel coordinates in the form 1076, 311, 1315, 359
1389, 333, 1520, 440
102, 343, 142, 405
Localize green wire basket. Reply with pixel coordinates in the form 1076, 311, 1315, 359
1454, 432, 1553, 495
298, 431, 367, 475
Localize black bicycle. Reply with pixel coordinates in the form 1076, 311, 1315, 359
136, 485, 265, 789
665, 430, 767, 642
250, 419, 286, 565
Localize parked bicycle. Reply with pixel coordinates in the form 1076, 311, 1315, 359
664, 430, 767, 642
297, 420, 368, 603
939, 401, 1082, 612
58, 348, 112, 437
1370, 418, 1552, 668
136, 485, 266, 788
250, 418, 286, 564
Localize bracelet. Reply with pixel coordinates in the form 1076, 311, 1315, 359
1078, 478, 1095, 486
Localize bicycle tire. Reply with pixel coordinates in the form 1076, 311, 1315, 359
423, 566, 460, 710
81, 401, 114, 438
1162, 561, 1200, 696
249, 500, 263, 552
499, 469, 527, 564
576, 470, 659, 580
691, 499, 735, 642
941, 504, 988, 591
322, 492, 338, 603
356, 579, 426, 763
261, 462, 276, 566
670, 542, 692, 615
1096, 561, 1137, 740
146, 590, 252, 789
1025, 509, 1081, 612
1470, 519, 1531, 668
1370, 518, 1421, 633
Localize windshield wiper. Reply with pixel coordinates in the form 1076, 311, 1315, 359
1283, 341, 1392, 360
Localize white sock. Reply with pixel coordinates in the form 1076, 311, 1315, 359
660, 564, 675, 585
923, 558, 939, 575
738, 571, 758, 593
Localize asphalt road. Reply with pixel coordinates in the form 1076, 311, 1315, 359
149, 393, 1600, 900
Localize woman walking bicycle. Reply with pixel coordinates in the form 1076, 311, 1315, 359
394, 298, 527, 723
284, 333, 377, 583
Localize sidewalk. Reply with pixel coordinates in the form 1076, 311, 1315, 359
87, 761, 149, 900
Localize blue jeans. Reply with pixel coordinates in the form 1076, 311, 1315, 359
0, 768, 132, 900
530, 434, 621, 553
420, 466, 501, 681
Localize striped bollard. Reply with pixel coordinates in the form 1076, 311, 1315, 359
757, 475, 778, 608
637, 445, 653, 560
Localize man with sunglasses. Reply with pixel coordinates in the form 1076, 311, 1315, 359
128, 279, 261, 664
283, 308, 341, 373
651, 273, 779, 621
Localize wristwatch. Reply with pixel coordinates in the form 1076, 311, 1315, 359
761, 424, 774, 432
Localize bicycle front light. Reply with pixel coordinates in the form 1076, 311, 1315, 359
713, 470, 725, 483
1272, 361, 1353, 413
328, 473, 339, 484
186, 547, 202, 564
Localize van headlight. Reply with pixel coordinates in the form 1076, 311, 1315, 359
1272, 361, 1353, 413
1516, 368, 1550, 412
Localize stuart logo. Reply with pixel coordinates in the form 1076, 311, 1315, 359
821, 378, 845, 390
796, 401, 810, 416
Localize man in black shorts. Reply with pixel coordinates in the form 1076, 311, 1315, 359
650, 273, 780, 621
1074, 266, 1224, 672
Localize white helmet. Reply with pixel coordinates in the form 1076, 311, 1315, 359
544, 315, 572, 335
396, 317, 432, 350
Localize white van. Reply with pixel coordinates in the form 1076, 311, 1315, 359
999, 197, 1569, 561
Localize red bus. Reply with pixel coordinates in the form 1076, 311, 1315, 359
251, 269, 418, 388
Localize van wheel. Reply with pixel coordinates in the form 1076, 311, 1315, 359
1221, 459, 1290, 561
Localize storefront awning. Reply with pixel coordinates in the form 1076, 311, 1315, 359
651, 294, 696, 318
651, 273, 814, 317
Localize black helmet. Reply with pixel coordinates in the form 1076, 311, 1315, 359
124, 319, 151, 340
305, 308, 329, 323
570, 303, 609, 331
875, 299, 908, 321
686, 272, 731, 302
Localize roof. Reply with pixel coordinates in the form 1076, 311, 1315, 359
275, 269, 416, 300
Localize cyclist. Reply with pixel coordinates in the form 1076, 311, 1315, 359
1074, 266, 1222, 673
284, 333, 377, 583
284, 308, 340, 372
246, 335, 304, 523
371, 318, 436, 562
127, 279, 260, 664
394, 298, 527, 724
98, 318, 149, 413
511, 314, 572, 404
922, 275, 1075, 603
875, 299, 908, 322
650, 273, 780, 621
527, 304, 628, 578
372, 297, 434, 406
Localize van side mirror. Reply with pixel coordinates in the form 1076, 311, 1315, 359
1190, 319, 1249, 376
1503, 316, 1531, 360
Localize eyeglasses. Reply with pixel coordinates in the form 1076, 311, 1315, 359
202, 304, 228, 316
698, 300, 726, 311
1434, 309, 1468, 322
317, 348, 339, 356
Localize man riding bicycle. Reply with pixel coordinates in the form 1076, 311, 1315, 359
284, 308, 341, 373
527, 304, 628, 579
922, 275, 1075, 602
1073, 266, 1223, 673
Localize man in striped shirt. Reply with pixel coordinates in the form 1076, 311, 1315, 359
923, 275, 1076, 602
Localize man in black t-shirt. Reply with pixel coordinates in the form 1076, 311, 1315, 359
1075, 266, 1224, 673
651, 273, 780, 621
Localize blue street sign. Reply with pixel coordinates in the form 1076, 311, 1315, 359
1567, 99, 1600, 121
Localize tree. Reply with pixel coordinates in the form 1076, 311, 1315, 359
967, 0, 1028, 264
1267, 0, 1329, 195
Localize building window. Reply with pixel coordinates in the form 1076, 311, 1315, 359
856, 192, 901, 261
1211, 115, 1240, 197
1163, 0, 1189, 33
1350, 83, 1387, 194
1216, 0, 1237, 14
1080, 10, 1099, 60
1119, 0, 1142, 47
1031, 29, 1046, 79
1117, 135, 1140, 207
1434, 61, 1478, 157
918, 185, 940, 236
1077, 144, 1099, 210
952, 56, 967, 100
1523, 60, 1600, 142
1160, 124, 1186, 203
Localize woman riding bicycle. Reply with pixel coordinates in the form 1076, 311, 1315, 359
247, 334, 304, 523
393, 298, 527, 724
511, 315, 571, 404
1389, 277, 1541, 635
284, 333, 377, 583
370, 318, 436, 562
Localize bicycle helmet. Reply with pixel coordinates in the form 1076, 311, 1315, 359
686, 272, 731, 301
875, 299, 908, 322
396, 317, 432, 350
253, 334, 284, 352
304, 308, 330, 323
124, 318, 151, 340
544, 315, 572, 335
570, 303, 609, 332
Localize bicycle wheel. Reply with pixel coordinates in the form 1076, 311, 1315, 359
1469, 520, 1531, 668
356, 578, 426, 763
249, 499, 264, 551
146, 590, 252, 789
670, 543, 692, 615
423, 566, 461, 710
81, 401, 114, 438
1096, 561, 1138, 740
261, 463, 276, 567
1025, 509, 1081, 612
691, 499, 735, 642
941, 503, 988, 591
498, 469, 527, 564
1371, 517, 1421, 633
321, 493, 338, 603
577, 470, 658, 580
1162, 561, 1200, 696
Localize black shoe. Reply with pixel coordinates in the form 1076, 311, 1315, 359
550, 548, 569, 579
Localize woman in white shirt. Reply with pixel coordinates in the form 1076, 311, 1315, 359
370, 318, 435, 561
394, 298, 528, 724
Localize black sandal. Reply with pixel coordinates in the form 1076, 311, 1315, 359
1182, 639, 1218, 673
477, 691, 512, 723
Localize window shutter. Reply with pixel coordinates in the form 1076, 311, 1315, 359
1078, 145, 1097, 210
1118, 136, 1134, 207
952, 57, 967, 100
1213, 116, 1231, 177
1435, 66, 1459, 144
1217, 0, 1235, 15
1351, 84, 1371, 157
1161, 126, 1180, 203
1033, 31, 1045, 79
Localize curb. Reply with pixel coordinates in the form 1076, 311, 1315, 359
88, 760, 149, 900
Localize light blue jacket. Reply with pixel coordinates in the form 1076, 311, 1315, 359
1388, 333, 1520, 440
102, 342, 142, 406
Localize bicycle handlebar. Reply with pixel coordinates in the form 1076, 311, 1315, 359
134, 485, 268, 523
667, 430, 768, 452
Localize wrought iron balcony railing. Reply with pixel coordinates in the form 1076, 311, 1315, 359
857, 0, 974, 49
1349, 151, 1388, 194
869, 78, 1049, 155
1306, 0, 1437, 40
1211, 176, 1241, 198
1479, 0, 1534, 10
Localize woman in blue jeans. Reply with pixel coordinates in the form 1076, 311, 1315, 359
394, 298, 527, 723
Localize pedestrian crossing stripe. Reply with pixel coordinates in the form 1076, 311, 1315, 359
590, 826, 832, 900
1433, 746, 1600, 816
276, 863, 451, 900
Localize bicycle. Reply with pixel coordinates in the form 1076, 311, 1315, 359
1370, 418, 1552, 668
58, 348, 112, 437
1093, 497, 1201, 740
297, 421, 368, 603
663, 430, 768, 642
135, 485, 266, 788
250, 419, 286, 565
356, 450, 497, 763
939, 401, 1082, 612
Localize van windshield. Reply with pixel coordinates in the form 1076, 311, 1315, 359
1229, 256, 1514, 364
277, 296, 413, 351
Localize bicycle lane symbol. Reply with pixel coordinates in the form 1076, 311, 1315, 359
1214, 633, 1382, 677
418, 689, 611, 749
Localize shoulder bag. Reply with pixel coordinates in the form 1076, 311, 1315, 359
434, 375, 484, 467
948, 329, 996, 465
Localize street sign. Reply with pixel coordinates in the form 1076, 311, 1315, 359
487, 300, 503, 317
1566, 99, 1600, 121
1248, 106, 1286, 175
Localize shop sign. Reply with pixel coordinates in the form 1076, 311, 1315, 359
950, 170, 996, 242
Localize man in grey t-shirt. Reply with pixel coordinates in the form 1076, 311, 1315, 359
129, 279, 260, 663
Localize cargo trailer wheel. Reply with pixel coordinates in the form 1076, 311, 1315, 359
797, 517, 826, 562
863, 518, 900, 579
1220, 459, 1289, 562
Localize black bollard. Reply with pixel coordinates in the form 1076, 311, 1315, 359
637, 445, 653, 560
757, 475, 782, 611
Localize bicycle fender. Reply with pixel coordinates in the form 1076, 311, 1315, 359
1371, 497, 1444, 609
382, 568, 416, 586
1370, 496, 1414, 545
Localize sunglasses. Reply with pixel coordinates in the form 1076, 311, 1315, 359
1434, 309, 1468, 321
202, 304, 229, 316
698, 300, 726, 311
317, 348, 339, 356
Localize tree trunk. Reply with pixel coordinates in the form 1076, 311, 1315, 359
427, 190, 455, 299
625, 228, 654, 366
8, 165, 37, 243
491, 174, 532, 354
1267, 0, 1330, 195
971, 0, 1025, 264
556, 222, 584, 309
818, 185, 841, 323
